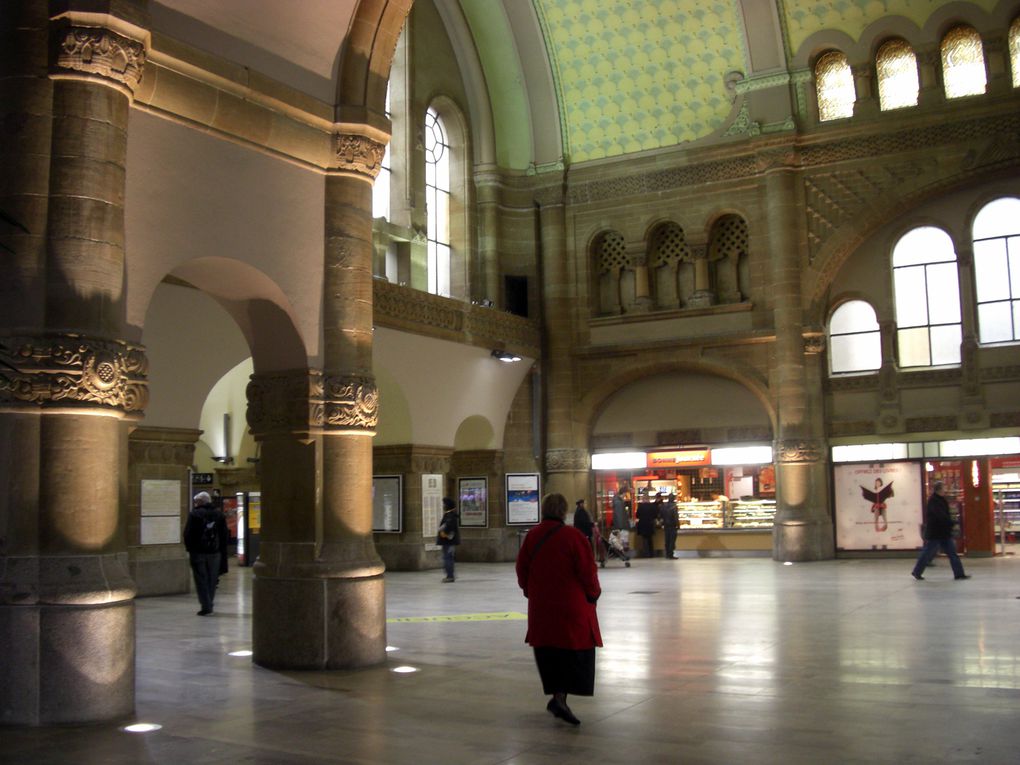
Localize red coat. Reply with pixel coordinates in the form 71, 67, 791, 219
516, 519, 603, 650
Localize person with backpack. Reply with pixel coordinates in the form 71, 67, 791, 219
184, 491, 230, 615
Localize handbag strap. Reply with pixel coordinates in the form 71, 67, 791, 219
528, 523, 563, 562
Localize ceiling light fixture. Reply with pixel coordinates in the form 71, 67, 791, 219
491, 349, 521, 363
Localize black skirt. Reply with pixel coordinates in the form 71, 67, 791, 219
533, 646, 596, 696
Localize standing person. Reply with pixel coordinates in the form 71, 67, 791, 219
436, 497, 460, 583
660, 493, 679, 560
911, 481, 970, 581
611, 486, 631, 551
184, 491, 229, 616
573, 498, 594, 550
635, 496, 659, 558
516, 493, 602, 727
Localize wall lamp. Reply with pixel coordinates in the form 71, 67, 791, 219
211, 456, 234, 465
491, 349, 522, 363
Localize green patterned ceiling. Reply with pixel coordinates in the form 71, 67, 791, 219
532, 0, 746, 164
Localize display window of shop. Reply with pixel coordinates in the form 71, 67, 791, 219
592, 447, 775, 531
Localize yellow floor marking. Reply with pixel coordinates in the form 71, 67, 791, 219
387, 611, 526, 623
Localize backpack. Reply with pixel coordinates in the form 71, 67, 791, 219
200, 517, 220, 553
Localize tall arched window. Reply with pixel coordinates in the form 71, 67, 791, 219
892, 227, 962, 367
876, 38, 919, 110
1010, 17, 1020, 87
941, 25, 986, 98
972, 197, 1020, 344
372, 85, 391, 221
815, 50, 855, 121
424, 107, 450, 297
829, 301, 882, 374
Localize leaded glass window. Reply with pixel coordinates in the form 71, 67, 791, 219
876, 39, 919, 110
829, 301, 882, 375
892, 227, 961, 367
972, 197, 1020, 344
424, 107, 450, 297
815, 51, 855, 121
941, 25, 986, 98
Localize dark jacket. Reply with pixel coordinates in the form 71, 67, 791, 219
436, 510, 460, 546
923, 492, 954, 540
516, 519, 602, 650
184, 503, 230, 574
635, 502, 658, 535
659, 500, 678, 529
573, 506, 594, 539
611, 494, 630, 530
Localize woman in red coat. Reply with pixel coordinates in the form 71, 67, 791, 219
516, 493, 602, 726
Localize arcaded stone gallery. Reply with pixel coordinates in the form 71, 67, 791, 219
2, 0, 1020, 744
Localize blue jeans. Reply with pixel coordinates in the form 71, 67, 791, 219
912, 538, 965, 578
442, 545, 456, 579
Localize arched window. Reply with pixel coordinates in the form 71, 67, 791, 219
815, 50, 855, 121
372, 85, 391, 221
424, 107, 450, 297
892, 227, 961, 367
972, 197, 1020, 344
829, 301, 882, 374
941, 25, 986, 98
876, 38, 919, 110
1010, 17, 1020, 87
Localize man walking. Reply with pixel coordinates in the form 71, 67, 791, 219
911, 481, 970, 581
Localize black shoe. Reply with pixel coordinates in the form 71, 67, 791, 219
955, 575, 971, 580
911, 573, 924, 581
197, 609, 212, 616
546, 698, 580, 726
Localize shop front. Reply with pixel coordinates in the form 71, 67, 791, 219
592, 445, 776, 556
831, 437, 1020, 558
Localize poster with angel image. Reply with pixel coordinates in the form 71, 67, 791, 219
834, 461, 923, 550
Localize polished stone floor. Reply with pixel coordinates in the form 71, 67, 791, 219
5, 554, 1020, 764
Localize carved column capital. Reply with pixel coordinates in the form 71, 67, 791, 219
545, 448, 590, 473
0, 334, 147, 414
321, 372, 379, 433
333, 132, 387, 180
247, 370, 380, 435
50, 21, 147, 96
775, 438, 825, 464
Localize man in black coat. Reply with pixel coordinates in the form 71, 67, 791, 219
911, 481, 970, 581
184, 491, 230, 615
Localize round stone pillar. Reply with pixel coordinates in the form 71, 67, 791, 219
250, 130, 387, 670
0, 2, 149, 724
763, 162, 834, 562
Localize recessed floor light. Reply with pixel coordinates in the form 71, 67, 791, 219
391, 665, 418, 673
228, 650, 253, 657
385, 645, 399, 652
122, 723, 162, 733
783, 561, 794, 566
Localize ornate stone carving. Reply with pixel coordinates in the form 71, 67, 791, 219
323, 373, 379, 431
334, 133, 386, 179
775, 439, 824, 464
803, 331, 826, 355
51, 24, 146, 93
545, 449, 589, 472
0, 335, 147, 413
904, 416, 956, 433
247, 371, 319, 435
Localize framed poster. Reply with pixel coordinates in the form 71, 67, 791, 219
422, 473, 444, 544
140, 479, 181, 545
458, 477, 488, 527
834, 461, 923, 550
372, 475, 403, 533
506, 473, 541, 526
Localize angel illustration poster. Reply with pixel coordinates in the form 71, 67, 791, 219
834, 462, 923, 550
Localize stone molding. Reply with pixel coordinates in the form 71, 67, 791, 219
0, 334, 147, 413
50, 23, 147, 94
247, 370, 378, 435
545, 448, 589, 472
775, 439, 825, 464
333, 133, 386, 179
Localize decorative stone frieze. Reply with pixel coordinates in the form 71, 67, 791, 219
545, 449, 589, 472
0, 335, 147, 413
50, 24, 146, 93
904, 416, 956, 433
333, 133, 386, 179
775, 439, 824, 464
991, 412, 1020, 427
247, 370, 378, 434
323, 373, 379, 431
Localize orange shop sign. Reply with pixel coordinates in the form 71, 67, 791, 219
646, 450, 711, 468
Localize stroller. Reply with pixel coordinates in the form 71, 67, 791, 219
594, 525, 631, 568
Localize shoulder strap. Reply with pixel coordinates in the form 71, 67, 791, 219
528, 523, 563, 562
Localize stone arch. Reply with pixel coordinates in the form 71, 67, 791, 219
707, 213, 750, 304
646, 220, 692, 310
336, 0, 413, 121
591, 229, 629, 316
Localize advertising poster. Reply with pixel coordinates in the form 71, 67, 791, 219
506, 473, 541, 525
140, 479, 181, 545
372, 475, 403, 533
422, 473, 444, 545
458, 477, 488, 527
834, 462, 923, 550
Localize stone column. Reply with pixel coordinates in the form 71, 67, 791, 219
250, 129, 387, 670
763, 160, 833, 562
537, 184, 589, 502
0, 2, 149, 724
475, 170, 502, 306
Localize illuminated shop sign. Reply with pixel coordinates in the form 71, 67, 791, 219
646, 450, 711, 467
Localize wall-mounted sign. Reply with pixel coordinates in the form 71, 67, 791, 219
646, 450, 711, 468
192, 473, 214, 486
506, 473, 540, 526
458, 477, 488, 527
372, 475, 403, 533
834, 461, 923, 551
